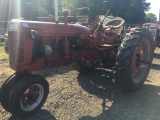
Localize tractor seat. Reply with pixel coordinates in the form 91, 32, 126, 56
98, 16, 125, 29
104, 19, 125, 29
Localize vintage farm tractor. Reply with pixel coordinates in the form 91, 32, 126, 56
142, 22, 160, 48
0, 0, 154, 118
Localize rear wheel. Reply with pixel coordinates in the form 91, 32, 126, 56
115, 28, 154, 91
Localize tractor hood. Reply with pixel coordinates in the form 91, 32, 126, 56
9, 19, 91, 37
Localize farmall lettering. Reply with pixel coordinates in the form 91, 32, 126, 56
0, 0, 154, 118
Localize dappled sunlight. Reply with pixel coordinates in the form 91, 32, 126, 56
77, 65, 160, 120
78, 78, 160, 120
0, 0, 9, 20
0, 0, 6, 20
0, 0, 21, 20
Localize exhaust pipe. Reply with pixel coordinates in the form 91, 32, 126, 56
54, 0, 59, 22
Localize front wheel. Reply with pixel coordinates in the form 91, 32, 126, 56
8, 74, 49, 118
115, 28, 154, 91
0, 73, 30, 112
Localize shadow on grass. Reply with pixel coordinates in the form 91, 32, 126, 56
151, 63, 160, 70
77, 68, 117, 99
154, 52, 160, 59
77, 69, 160, 120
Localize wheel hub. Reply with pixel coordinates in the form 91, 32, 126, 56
21, 86, 40, 107
131, 43, 144, 76
20, 84, 44, 111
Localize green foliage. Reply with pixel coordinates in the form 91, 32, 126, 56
62, 0, 151, 24
59, 0, 78, 15
145, 13, 157, 22
20, 0, 53, 19
0, 0, 151, 24
124, 0, 150, 24
77, 0, 106, 19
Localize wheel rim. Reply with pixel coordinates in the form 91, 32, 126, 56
20, 84, 44, 111
131, 39, 151, 83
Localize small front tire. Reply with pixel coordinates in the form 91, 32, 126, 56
8, 74, 49, 118
0, 73, 27, 112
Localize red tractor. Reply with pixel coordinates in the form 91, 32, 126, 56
0, 0, 154, 118
142, 22, 160, 47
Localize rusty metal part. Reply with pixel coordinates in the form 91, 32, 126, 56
131, 43, 144, 76
63, 10, 69, 25
63, 36, 70, 59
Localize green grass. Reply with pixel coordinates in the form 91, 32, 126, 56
0, 45, 4, 52
0, 45, 4, 50
0, 45, 8, 61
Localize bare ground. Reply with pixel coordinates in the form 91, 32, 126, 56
0, 47, 160, 120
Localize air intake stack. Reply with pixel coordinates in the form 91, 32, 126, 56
54, 0, 59, 23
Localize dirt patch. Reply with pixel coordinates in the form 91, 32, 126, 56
0, 47, 160, 120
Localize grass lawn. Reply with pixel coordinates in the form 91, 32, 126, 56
0, 44, 14, 76
0, 45, 8, 61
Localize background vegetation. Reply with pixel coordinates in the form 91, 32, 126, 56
0, 0, 158, 24
145, 13, 157, 22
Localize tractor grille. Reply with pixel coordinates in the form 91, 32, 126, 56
8, 32, 24, 63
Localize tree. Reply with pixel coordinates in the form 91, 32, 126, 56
144, 13, 157, 22
20, 0, 52, 19
59, 0, 78, 15
0, 0, 151, 24
74, 0, 150, 24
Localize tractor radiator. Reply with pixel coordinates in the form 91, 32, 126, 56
8, 31, 24, 63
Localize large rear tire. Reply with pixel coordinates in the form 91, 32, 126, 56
115, 28, 154, 91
